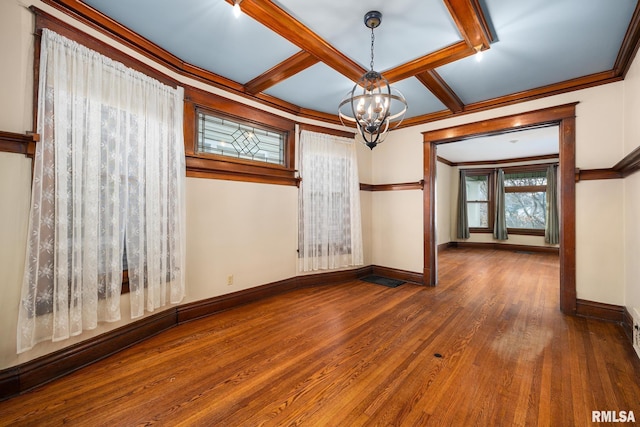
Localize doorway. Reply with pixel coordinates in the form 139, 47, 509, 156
422, 104, 577, 314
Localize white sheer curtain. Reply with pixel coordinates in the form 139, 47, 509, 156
298, 130, 363, 271
18, 29, 186, 353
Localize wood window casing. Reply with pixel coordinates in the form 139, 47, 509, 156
503, 164, 550, 236
460, 164, 552, 236
464, 169, 494, 234
184, 87, 298, 186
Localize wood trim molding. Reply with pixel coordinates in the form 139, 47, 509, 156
371, 265, 424, 285
613, 144, 640, 177
438, 242, 457, 252
441, 154, 559, 167
298, 123, 355, 139
437, 156, 456, 166
235, 0, 366, 82
574, 145, 640, 181
615, 1, 640, 77
424, 141, 438, 286
443, 0, 493, 51
400, 71, 621, 130
0, 309, 176, 401
183, 87, 299, 186
185, 156, 300, 186
447, 241, 560, 254
0, 131, 39, 157
245, 51, 319, 95
424, 103, 577, 314
622, 307, 634, 344
177, 277, 301, 323
415, 70, 464, 113
6, 265, 432, 401
359, 181, 424, 192
422, 104, 578, 143
575, 168, 623, 181
576, 299, 626, 323
383, 41, 474, 84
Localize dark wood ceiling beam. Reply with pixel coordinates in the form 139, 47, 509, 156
415, 70, 464, 113
383, 41, 473, 83
245, 51, 319, 95
399, 71, 619, 129
233, 0, 366, 82
443, 0, 493, 50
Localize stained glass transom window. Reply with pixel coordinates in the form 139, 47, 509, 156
197, 111, 285, 166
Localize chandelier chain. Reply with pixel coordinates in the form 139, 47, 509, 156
370, 26, 375, 71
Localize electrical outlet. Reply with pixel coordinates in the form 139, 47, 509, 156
227, 275, 234, 286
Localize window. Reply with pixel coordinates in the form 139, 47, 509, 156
18, 29, 186, 353
197, 110, 285, 166
504, 170, 547, 231
465, 170, 493, 231
298, 130, 363, 271
183, 88, 297, 186
460, 165, 554, 236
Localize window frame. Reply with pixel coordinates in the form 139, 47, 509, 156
33, 14, 181, 297
461, 164, 552, 236
464, 169, 494, 233
184, 87, 298, 186
503, 165, 548, 236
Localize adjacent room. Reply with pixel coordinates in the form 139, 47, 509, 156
1, 0, 640, 425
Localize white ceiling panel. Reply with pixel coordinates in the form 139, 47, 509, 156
272, 0, 462, 71
437, 0, 637, 104
437, 126, 559, 163
83, 0, 301, 84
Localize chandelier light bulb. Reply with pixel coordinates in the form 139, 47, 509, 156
233, 0, 242, 18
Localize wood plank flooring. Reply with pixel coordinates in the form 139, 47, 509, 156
1, 248, 639, 426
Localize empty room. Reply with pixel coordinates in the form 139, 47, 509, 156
1, 0, 640, 425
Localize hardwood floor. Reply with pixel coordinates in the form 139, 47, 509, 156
1, 248, 639, 426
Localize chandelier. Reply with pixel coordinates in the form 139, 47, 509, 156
339, 11, 408, 150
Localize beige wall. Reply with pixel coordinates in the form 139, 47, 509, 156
436, 161, 452, 245
0, 153, 31, 368
623, 41, 640, 315
185, 178, 298, 301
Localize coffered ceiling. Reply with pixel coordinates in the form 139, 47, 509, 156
47, 0, 640, 128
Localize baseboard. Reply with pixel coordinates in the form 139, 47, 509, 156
437, 242, 457, 252
0, 309, 176, 401
1, 265, 377, 401
177, 266, 372, 324
371, 265, 424, 285
575, 299, 625, 323
177, 277, 300, 323
622, 307, 634, 344
446, 241, 560, 254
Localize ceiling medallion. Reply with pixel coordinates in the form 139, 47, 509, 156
338, 11, 408, 150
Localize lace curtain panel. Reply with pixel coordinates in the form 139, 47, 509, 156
17, 29, 186, 353
298, 130, 363, 272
